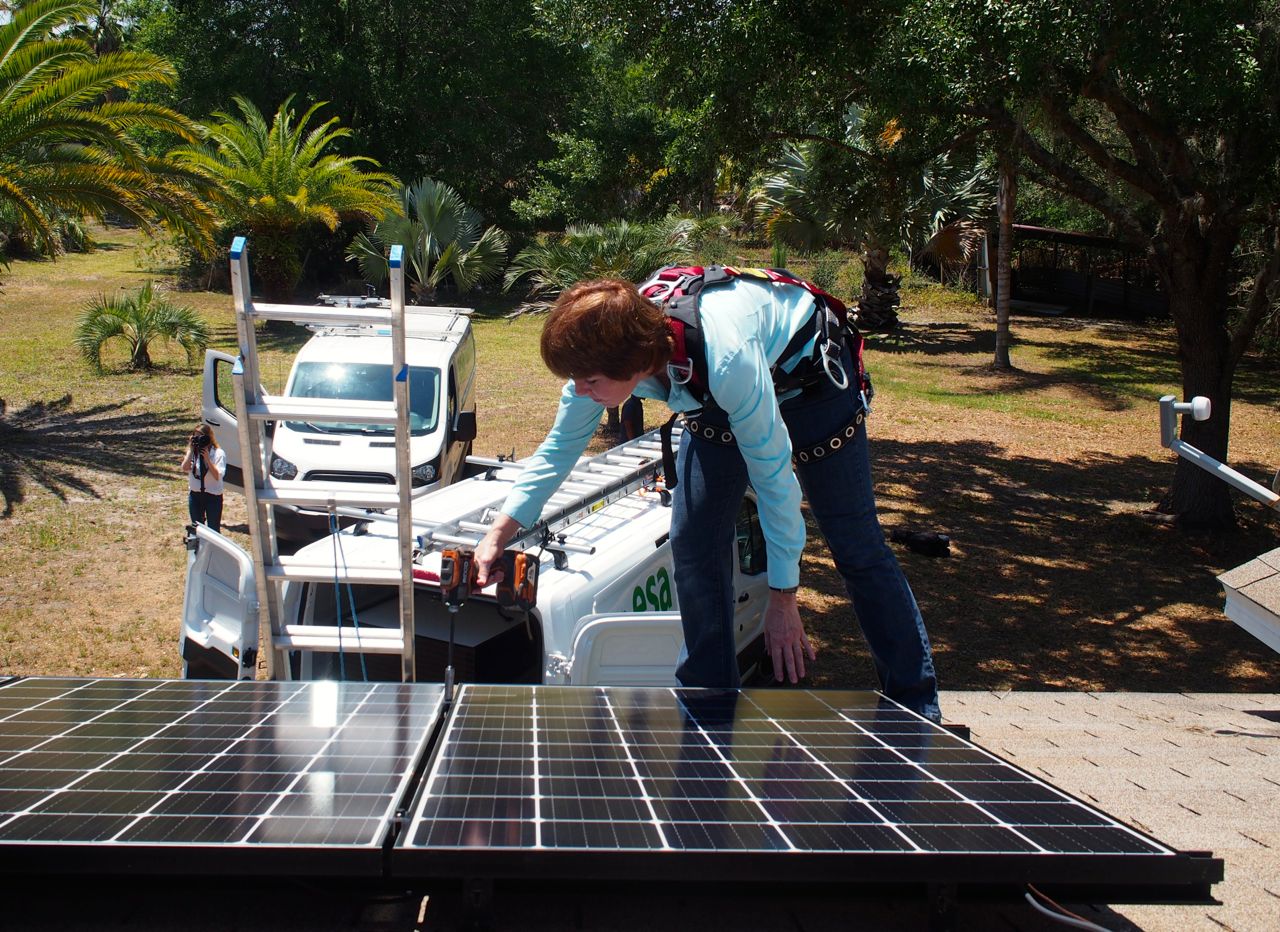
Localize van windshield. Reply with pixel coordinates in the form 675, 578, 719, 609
286, 362, 440, 435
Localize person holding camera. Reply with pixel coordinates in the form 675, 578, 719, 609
181, 424, 226, 533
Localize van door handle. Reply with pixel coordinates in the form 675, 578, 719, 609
737, 592, 749, 603
205, 418, 221, 427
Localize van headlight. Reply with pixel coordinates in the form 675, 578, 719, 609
270, 454, 298, 480
412, 460, 438, 486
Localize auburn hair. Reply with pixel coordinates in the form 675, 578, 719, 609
540, 279, 672, 380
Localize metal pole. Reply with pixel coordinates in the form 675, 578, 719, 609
390, 245, 417, 681
228, 237, 279, 678
1159, 395, 1279, 509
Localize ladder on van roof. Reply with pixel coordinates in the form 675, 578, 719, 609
325, 428, 678, 570
436, 432, 674, 563
228, 237, 418, 682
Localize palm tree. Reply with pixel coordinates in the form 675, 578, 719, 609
74, 281, 209, 372
172, 95, 397, 300
752, 105, 994, 330
0, 0, 217, 256
347, 177, 508, 303
504, 218, 693, 312
66, 0, 127, 57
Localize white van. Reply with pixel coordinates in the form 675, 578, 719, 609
201, 304, 477, 540
181, 432, 772, 686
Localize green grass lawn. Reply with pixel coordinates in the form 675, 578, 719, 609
1, 225, 1276, 692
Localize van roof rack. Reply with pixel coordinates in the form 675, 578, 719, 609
326, 428, 677, 571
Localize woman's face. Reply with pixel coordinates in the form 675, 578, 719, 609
572, 372, 643, 408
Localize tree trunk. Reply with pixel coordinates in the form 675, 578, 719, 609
251, 230, 304, 304
1157, 242, 1238, 528
993, 155, 1016, 369
856, 246, 901, 332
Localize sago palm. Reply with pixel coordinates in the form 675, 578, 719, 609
348, 177, 508, 303
172, 95, 397, 300
74, 281, 209, 372
0, 0, 217, 254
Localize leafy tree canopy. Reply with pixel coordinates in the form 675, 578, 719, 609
126, 0, 588, 224
869, 1, 1280, 526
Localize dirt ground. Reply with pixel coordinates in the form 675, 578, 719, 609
0, 239, 1276, 693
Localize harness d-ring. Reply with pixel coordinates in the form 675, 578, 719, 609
822, 347, 849, 391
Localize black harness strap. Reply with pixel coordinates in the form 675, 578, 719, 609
682, 411, 867, 464
660, 412, 681, 490
643, 264, 869, 491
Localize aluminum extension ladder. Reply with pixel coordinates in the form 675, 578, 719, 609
327, 426, 680, 571
432, 430, 676, 566
228, 237, 417, 681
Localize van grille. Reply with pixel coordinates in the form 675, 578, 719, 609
304, 470, 395, 484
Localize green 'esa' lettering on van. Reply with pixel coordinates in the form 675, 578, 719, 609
632, 567, 673, 612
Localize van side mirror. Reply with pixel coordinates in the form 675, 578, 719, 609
454, 410, 477, 442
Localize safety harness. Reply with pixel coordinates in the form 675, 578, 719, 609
638, 265, 872, 487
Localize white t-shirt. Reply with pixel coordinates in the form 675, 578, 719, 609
188, 445, 227, 495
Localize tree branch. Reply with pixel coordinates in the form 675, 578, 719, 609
1081, 53, 1198, 194
977, 104, 1149, 244
1038, 92, 1171, 203
1229, 221, 1280, 368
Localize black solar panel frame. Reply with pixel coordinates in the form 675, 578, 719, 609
391, 685, 1222, 898
0, 677, 445, 877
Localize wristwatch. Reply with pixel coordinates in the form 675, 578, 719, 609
769, 585, 799, 594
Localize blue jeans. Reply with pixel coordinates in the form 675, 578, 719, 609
188, 490, 223, 534
669, 361, 940, 721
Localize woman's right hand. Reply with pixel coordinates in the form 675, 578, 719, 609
473, 514, 522, 586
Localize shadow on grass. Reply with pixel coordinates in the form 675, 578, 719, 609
0, 395, 191, 519
202, 322, 311, 356
868, 315, 1280, 415
803, 436, 1279, 694
864, 321, 994, 358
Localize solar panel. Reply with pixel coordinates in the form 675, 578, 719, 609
0, 677, 444, 875
397, 685, 1221, 891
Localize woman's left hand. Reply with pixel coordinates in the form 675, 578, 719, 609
763, 589, 816, 683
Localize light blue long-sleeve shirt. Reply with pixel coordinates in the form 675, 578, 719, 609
501, 277, 818, 589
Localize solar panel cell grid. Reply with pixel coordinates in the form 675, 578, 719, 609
0, 678, 443, 854
405, 685, 1174, 858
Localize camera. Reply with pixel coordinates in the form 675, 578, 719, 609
191, 433, 210, 452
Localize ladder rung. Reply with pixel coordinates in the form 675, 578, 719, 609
248, 302, 393, 327
273, 625, 406, 653
584, 464, 632, 477
429, 531, 484, 548
260, 482, 403, 510
266, 560, 403, 585
247, 397, 397, 424
566, 470, 613, 484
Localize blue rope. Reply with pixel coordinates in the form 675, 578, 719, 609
329, 512, 346, 681
332, 516, 368, 682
